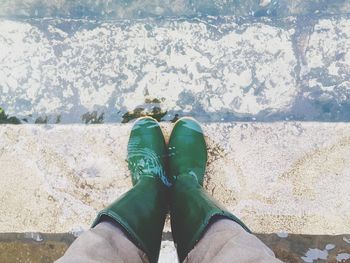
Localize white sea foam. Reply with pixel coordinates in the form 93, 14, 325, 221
1, 15, 350, 123
0, 17, 297, 122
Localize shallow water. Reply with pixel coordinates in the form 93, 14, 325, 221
0, 1, 350, 123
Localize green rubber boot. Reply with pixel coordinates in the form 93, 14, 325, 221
92, 117, 171, 263
168, 117, 251, 262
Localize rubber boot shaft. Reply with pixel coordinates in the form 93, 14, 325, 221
92, 117, 168, 263
168, 117, 250, 262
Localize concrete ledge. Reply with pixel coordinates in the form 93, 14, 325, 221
0, 122, 349, 236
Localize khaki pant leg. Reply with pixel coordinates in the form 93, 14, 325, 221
55, 222, 149, 263
184, 219, 283, 263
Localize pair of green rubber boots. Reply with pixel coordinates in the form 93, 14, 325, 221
92, 117, 249, 263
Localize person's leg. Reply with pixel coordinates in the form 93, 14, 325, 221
184, 219, 282, 263
56, 221, 147, 263
168, 117, 281, 263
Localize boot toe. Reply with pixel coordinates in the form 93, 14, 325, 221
172, 117, 204, 136
131, 116, 160, 132
168, 117, 207, 186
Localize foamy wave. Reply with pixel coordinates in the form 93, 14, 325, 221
1, 16, 350, 123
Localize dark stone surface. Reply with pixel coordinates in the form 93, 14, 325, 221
257, 233, 350, 263
0, 232, 349, 262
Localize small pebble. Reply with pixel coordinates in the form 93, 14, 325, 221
343, 237, 350, 244
277, 232, 288, 238
325, 244, 335, 250
24, 232, 43, 242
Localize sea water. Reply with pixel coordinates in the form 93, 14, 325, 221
0, 0, 350, 123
